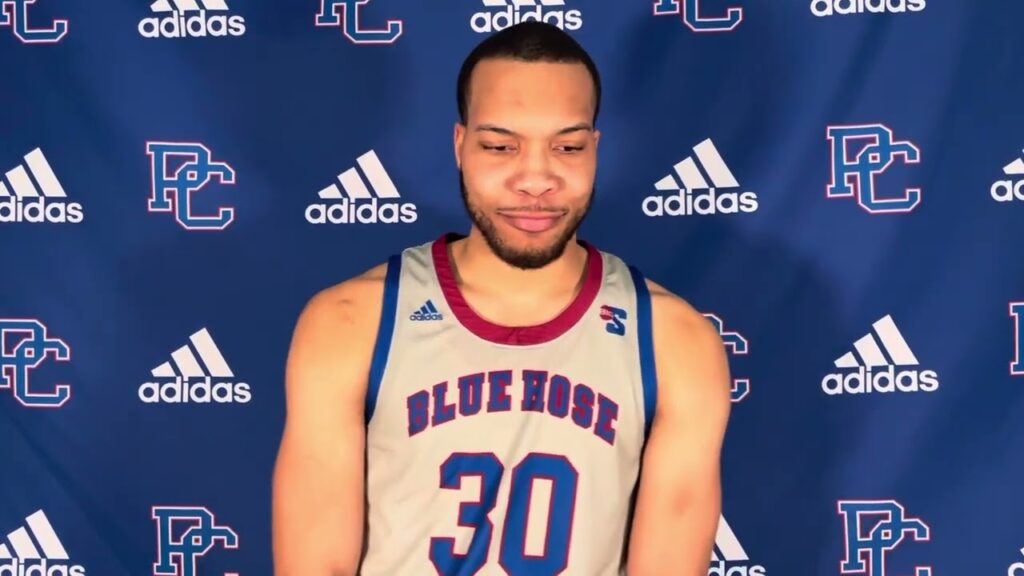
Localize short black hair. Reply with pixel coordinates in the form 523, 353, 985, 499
456, 21, 601, 125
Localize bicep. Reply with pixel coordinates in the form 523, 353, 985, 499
272, 288, 377, 575
627, 305, 732, 575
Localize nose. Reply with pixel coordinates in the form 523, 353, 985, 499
510, 146, 561, 198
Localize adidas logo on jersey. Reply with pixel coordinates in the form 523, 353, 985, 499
410, 300, 443, 322
138, 0, 246, 39
991, 150, 1024, 202
822, 314, 939, 395
644, 139, 758, 217
811, 0, 926, 16
138, 327, 251, 404
0, 148, 82, 224
305, 150, 417, 225
471, 0, 582, 33
0, 509, 86, 575
709, 515, 766, 575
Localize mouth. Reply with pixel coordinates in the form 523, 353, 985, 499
496, 210, 566, 233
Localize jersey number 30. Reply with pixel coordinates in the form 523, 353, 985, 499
429, 452, 579, 576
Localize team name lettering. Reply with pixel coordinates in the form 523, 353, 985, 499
407, 369, 620, 445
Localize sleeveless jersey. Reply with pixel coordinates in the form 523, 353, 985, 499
359, 232, 657, 576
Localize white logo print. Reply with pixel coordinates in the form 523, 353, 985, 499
811, 0, 926, 17
0, 148, 83, 224
0, 509, 86, 575
643, 139, 759, 217
138, 0, 246, 39
471, 0, 582, 33
991, 150, 1024, 203
1008, 546, 1024, 575
305, 150, 417, 225
822, 314, 939, 395
710, 515, 766, 575
138, 327, 251, 404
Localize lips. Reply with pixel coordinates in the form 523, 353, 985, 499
498, 211, 564, 233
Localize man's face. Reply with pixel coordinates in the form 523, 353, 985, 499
455, 58, 600, 270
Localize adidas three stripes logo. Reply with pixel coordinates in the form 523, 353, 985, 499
655, 138, 740, 193
1, 148, 67, 201
410, 300, 443, 322
151, 327, 234, 379
149, 0, 232, 12
0, 148, 83, 224
0, 510, 71, 562
833, 314, 919, 369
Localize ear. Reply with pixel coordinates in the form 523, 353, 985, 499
453, 122, 466, 170
593, 129, 601, 151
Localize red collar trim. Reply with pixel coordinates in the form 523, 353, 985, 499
431, 233, 603, 345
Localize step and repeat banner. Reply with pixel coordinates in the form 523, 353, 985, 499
2, 0, 1023, 574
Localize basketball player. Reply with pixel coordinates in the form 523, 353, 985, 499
273, 22, 731, 576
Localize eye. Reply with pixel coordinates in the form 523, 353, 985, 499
481, 144, 516, 153
555, 145, 585, 153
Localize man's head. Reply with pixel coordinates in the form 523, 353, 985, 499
454, 22, 602, 270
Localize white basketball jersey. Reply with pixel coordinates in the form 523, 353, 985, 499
359, 233, 656, 576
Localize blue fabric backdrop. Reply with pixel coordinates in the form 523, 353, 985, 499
2, 1, 1023, 574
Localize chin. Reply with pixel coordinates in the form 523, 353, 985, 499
488, 223, 576, 270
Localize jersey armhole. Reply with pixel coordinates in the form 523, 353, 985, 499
365, 253, 402, 424
628, 265, 657, 437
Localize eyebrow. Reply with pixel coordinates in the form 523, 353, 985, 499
475, 122, 594, 137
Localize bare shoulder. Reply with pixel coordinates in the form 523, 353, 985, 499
643, 278, 721, 349
285, 260, 392, 403
643, 278, 731, 413
296, 261, 389, 336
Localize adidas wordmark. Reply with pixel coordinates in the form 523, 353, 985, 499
138, 327, 251, 404
0, 148, 82, 224
643, 139, 758, 217
138, 0, 246, 39
306, 150, 417, 225
821, 315, 939, 395
0, 509, 86, 575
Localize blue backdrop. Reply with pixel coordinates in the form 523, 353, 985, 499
2, 1, 1023, 575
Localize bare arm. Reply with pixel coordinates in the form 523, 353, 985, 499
626, 282, 732, 576
272, 265, 386, 576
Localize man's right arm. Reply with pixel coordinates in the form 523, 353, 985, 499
272, 265, 386, 576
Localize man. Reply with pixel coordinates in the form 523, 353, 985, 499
273, 22, 731, 576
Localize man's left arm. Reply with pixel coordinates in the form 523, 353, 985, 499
626, 283, 732, 576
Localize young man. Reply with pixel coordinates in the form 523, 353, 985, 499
273, 22, 731, 576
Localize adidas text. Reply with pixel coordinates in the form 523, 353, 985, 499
471, 6, 582, 33
305, 198, 418, 225
138, 376, 252, 404
0, 197, 83, 224
0, 559, 86, 576
410, 313, 442, 321
138, 12, 246, 38
708, 562, 767, 576
821, 366, 939, 395
991, 179, 1024, 202
643, 190, 758, 217
811, 0, 926, 16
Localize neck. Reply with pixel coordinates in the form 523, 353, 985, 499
450, 227, 589, 299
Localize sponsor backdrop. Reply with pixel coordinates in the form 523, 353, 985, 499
1, 0, 1022, 574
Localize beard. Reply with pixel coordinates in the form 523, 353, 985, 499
459, 171, 593, 270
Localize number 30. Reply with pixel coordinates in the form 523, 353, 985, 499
428, 452, 579, 576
